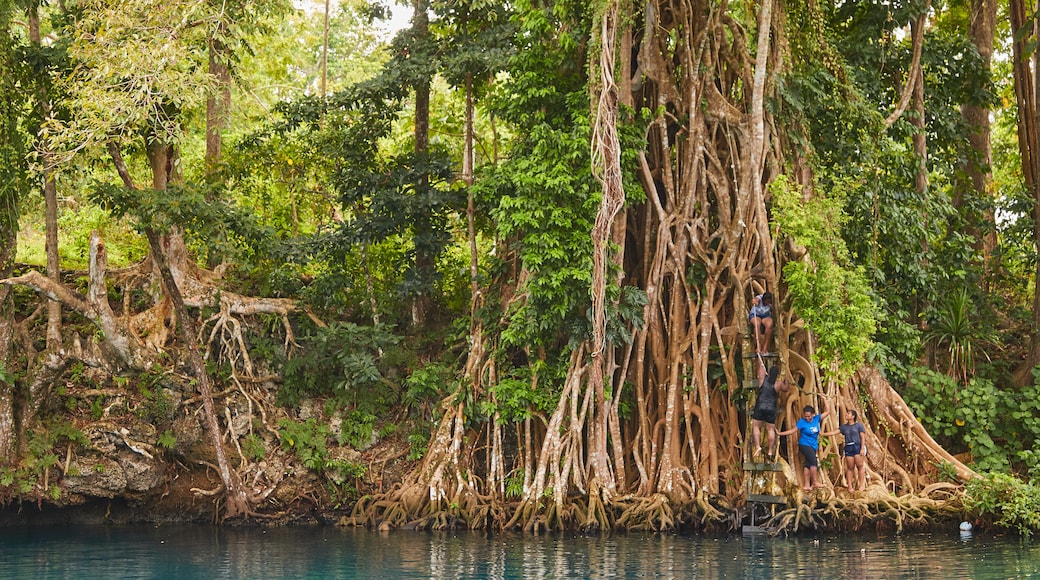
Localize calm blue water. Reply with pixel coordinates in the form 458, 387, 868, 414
0, 525, 1037, 579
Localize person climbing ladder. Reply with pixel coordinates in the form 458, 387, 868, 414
749, 291, 774, 355
750, 362, 790, 459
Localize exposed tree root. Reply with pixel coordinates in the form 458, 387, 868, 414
614, 494, 676, 531
763, 481, 965, 535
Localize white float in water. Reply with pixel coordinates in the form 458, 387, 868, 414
959, 521, 973, 532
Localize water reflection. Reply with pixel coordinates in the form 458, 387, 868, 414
1, 525, 1039, 579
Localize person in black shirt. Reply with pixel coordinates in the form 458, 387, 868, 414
825, 409, 867, 491
750, 363, 790, 459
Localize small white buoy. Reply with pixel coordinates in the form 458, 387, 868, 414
959, 521, 973, 532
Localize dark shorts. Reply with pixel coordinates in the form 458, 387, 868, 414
799, 444, 819, 468
752, 407, 777, 423
843, 443, 862, 457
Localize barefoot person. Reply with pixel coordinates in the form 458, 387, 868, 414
825, 410, 867, 491
751, 363, 789, 459
749, 291, 774, 354
779, 400, 830, 491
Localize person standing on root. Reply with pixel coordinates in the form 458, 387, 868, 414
749, 291, 774, 355
825, 409, 867, 491
751, 363, 790, 459
779, 399, 830, 491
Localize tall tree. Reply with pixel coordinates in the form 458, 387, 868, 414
0, 0, 298, 518
342, 0, 976, 534
1010, 0, 1040, 382
410, 0, 434, 325
26, 1, 62, 351
205, 0, 232, 178
962, 0, 998, 261
0, 0, 26, 462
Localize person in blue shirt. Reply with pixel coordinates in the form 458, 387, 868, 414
778, 400, 830, 491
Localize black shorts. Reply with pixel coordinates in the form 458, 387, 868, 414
843, 443, 862, 456
799, 444, 819, 468
752, 407, 777, 423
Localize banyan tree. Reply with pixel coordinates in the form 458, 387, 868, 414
347, 0, 974, 533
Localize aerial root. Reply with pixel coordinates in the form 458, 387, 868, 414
614, 494, 676, 531
763, 485, 965, 534
695, 490, 728, 525
338, 483, 511, 531
581, 491, 612, 531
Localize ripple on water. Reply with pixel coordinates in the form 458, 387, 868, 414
1, 526, 1039, 579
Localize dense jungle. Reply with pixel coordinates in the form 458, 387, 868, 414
2, 0, 1040, 537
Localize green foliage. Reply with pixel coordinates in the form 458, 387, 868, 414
935, 460, 959, 484
337, 410, 376, 450
778, 2, 997, 381
924, 287, 993, 383
0, 362, 13, 386
279, 323, 402, 411
24, 203, 148, 269
432, 0, 515, 91
487, 372, 558, 423
90, 181, 276, 265
157, 431, 176, 450
904, 367, 1013, 473
407, 430, 429, 461
480, 116, 597, 348
242, 433, 267, 462
278, 417, 367, 502
133, 367, 175, 425
771, 174, 876, 379
278, 418, 331, 472
404, 362, 454, 418
0, 419, 86, 500
504, 469, 524, 499
965, 473, 1040, 536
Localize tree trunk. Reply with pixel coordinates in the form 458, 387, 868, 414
112, 138, 251, 518
961, 0, 997, 264
912, 39, 931, 329
1010, 0, 1040, 382
587, 0, 626, 501
144, 226, 251, 518
0, 8, 19, 463
0, 176, 13, 465
29, 3, 62, 351
206, 19, 231, 179
411, 0, 432, 327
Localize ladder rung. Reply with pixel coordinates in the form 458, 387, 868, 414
743, 462, 784, 472
742, 525, 768, 535
747, 494, 787, 505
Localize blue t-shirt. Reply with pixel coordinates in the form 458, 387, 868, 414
749, 299, 772, 319
796, 415, 822, 449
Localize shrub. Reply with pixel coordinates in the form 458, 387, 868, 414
279, 323, 402, 413
964, 473, 1040, 536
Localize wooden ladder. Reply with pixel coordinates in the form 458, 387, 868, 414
741, 313, 785, 535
